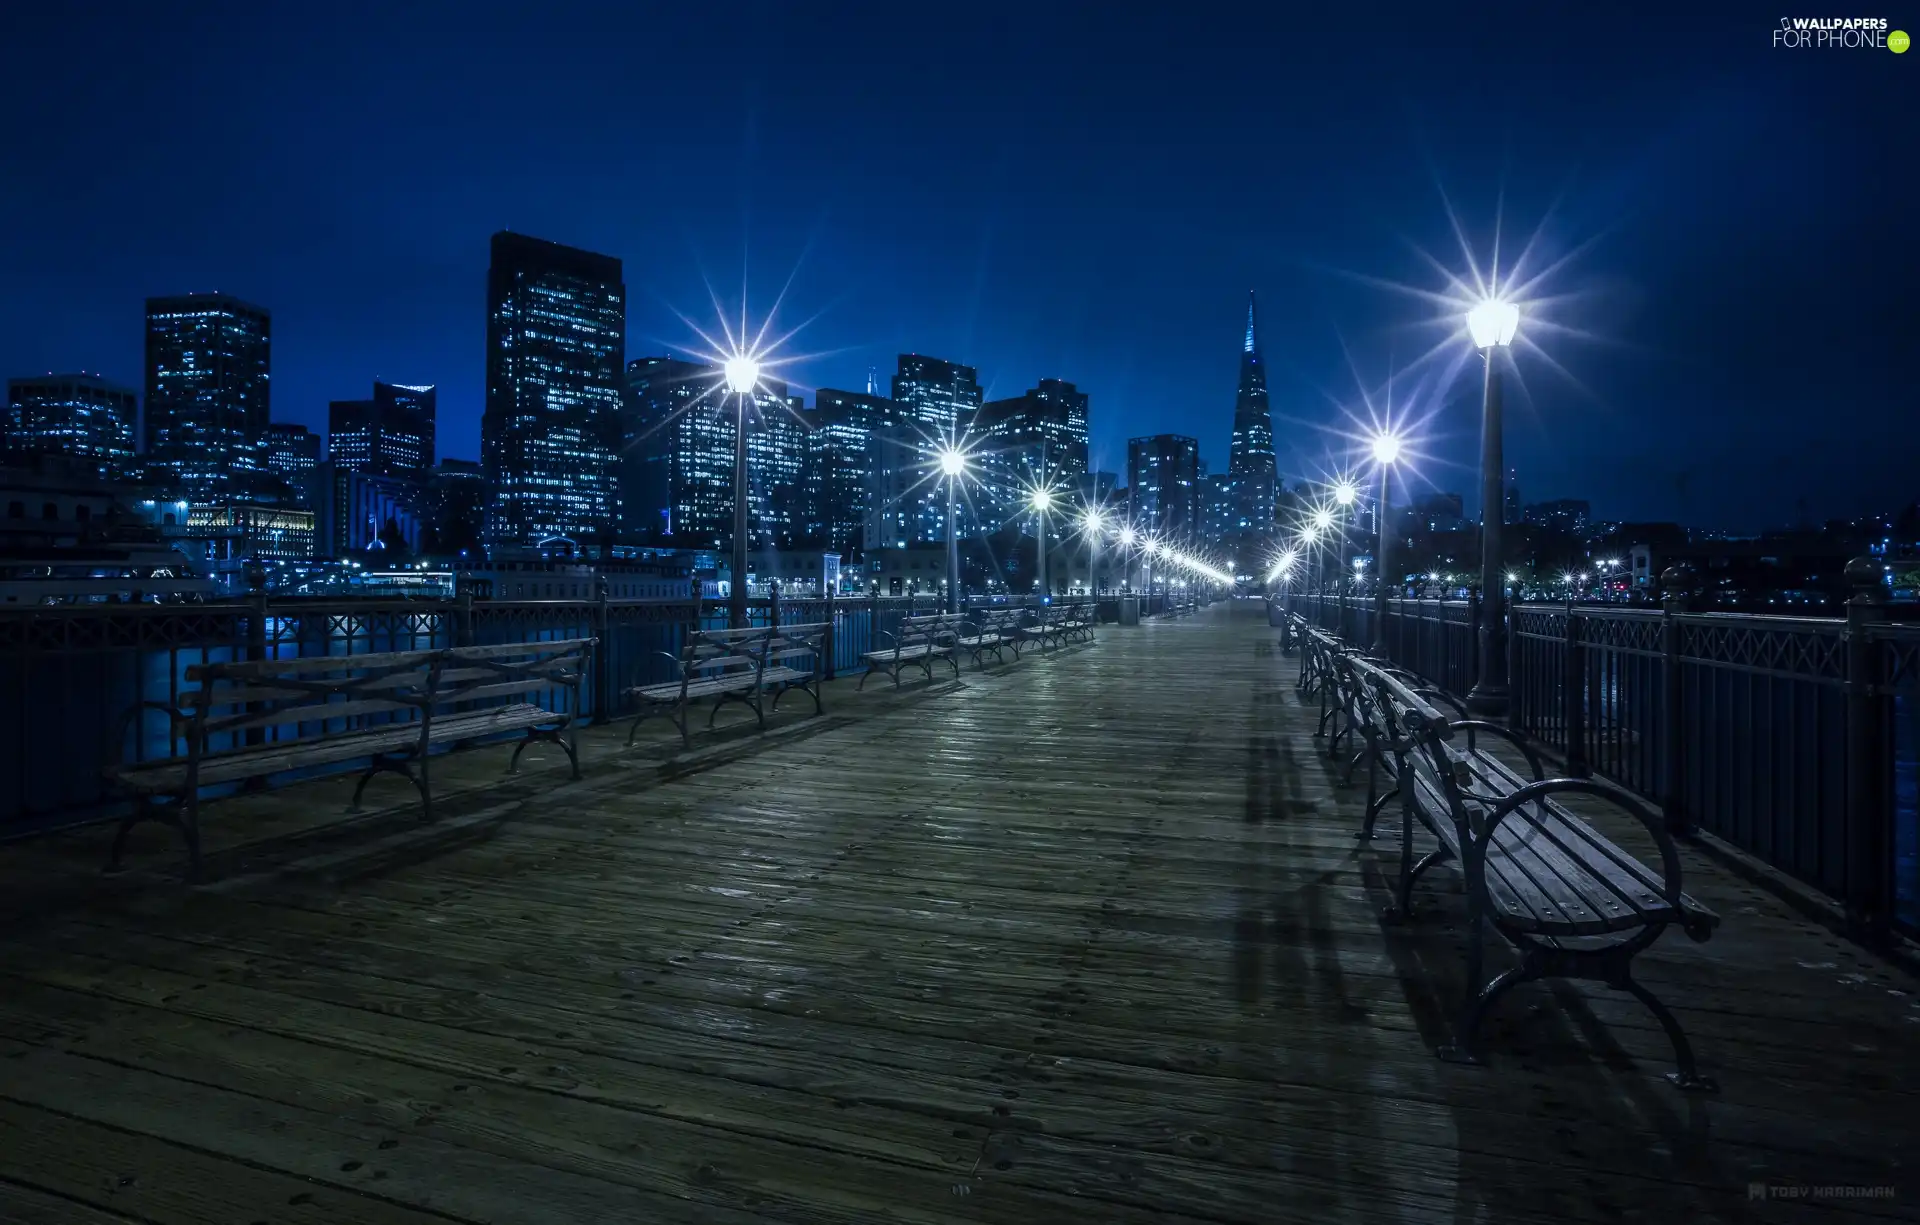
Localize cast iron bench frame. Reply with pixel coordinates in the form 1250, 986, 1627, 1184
102, 637, 593, 880
1341, 652, 1721, 1089
625, 622, 828, 749
859, 612, 962, 688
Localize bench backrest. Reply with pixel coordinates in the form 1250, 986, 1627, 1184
750, 621, 828, 676
177, 636, 595, 747
679, 625, 775, 689
437, 638, 593, 715
1344, 654, 1471, 821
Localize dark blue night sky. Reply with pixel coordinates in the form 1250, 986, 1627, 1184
1, 2, 1910, 529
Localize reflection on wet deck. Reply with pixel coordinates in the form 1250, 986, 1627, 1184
0, 603, 1913, 1223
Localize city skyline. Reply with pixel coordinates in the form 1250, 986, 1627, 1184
1, 6, 1911, 531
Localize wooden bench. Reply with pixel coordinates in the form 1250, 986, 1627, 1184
955, 608, 1021, 669
1343, 653, 1721, 1089
859, 612, 962, 688
102, 637, 594, 880
625, 622, 828, 749
1054, 602, 1097, 645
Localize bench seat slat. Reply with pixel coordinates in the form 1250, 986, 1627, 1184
107, 703, 554, 792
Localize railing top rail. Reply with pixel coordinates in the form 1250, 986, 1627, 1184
1669, 610, 1846, 632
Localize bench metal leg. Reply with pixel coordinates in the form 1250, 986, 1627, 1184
350, 753, 428, 815
1359, 785, 1396, 841
771, 682, 823, 716
106, 794, 203, 882
1437, 956, 1532, 1066
512, 725, 581, 780
1619, 974, 1717, 1091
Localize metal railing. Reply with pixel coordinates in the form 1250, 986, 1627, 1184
1284, 589, 1920, 944
0, 590, 1105, 841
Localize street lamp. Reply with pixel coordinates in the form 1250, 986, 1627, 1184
1079, 508, 1104, 596
1465, 296, 1519, 716
938, 448, 967, 613
1310, 506, 1335, 594
1030, 487, 1055, 600
1369, 431, 1402, 656
724, 354, 761, 628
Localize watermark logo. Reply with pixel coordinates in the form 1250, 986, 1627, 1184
1749, 1182, 1897, 1202
1772, 16, 1899, 48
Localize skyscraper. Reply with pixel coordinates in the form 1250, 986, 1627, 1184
890, 354, 982, 440
144, 293, 271, 500
4, 374, 138, 474
977, 378, 1090, 501
483, 233, 624, 546
1227, 292, 1277, 532
328, 381, 435, 482
263, 421, 320, 505
811, 388, 892, 559
622, 357, 807, 551
885, 355, 984, 544
1126, 434, 1202, 544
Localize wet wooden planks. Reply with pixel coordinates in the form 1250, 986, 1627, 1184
0, 603, 1914, 1224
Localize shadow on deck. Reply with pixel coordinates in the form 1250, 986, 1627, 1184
0, 602, 1912, 1224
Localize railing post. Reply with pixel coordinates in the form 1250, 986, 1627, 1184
1842, 557, 1891, 944
769, 580, 781, 630
592, 573, 612, 724
454, 587, 475, 649
1563, 601, 1589, 777
1505, 597, 1522, 732
822, 582, 837, 680
1659, 566, 1693, 833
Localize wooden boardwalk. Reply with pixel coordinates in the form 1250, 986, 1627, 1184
0, 602, 1914, 1224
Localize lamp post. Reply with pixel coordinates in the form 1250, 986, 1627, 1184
1080, 508, 1104, 600
1030, 487, 1054, 601
1368, 432, 1402, 656
1333, 480, 1358, 638
1310, 506, 1334, 595
1118, 525, 1137, 593
1464, 297, 1519, 715
724, 354, 760, 629
939, 448, 966, 614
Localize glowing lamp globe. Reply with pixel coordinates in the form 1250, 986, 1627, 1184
1370, 434, 1402, 465
1334, 481, 1357, 506
1080, 510, 1103, 533
938, 449, 966, 477
1030, 488, 1053, 511
1118, 527, 1137, 546
723, 355, 760, 395
1312, 508, 1334, 531
1466, 299, 1520, 349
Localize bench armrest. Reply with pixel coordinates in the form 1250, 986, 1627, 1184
1475, 776, 1704, 940
106, 700, 196, 772
1445, 718, 1546, 783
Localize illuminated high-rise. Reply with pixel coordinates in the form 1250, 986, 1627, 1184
810, 388, 891, 559
1227, 291, 1277, 530
623, 357, 807, 551
483, 232, 623, 546
885, 355, 983, 545
4, 374, 138, 475
144, 293, 271, 499
1126, 433, 1201, 544
329, 381, 435, 482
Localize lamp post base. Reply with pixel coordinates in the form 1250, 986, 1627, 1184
1465, 682, 1509, 718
